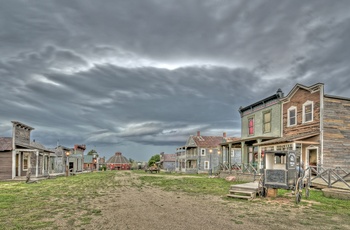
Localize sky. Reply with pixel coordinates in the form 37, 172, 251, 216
1, 0, 350, 161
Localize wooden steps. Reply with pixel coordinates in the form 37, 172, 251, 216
226, 181, 259, 200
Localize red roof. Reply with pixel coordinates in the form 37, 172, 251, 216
192, 135, 224, 148
163, 153, 176, 162
0, 137, 12, 151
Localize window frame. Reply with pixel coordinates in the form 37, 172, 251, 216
23, 153, 29, 171
248, 116, 254, 135
303, 101, 314, 123
263, 110, 272, 133
287, 106, 297, 127
200, 148, 206, 156
204, 161, 210, 170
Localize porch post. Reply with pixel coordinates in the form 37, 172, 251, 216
241, 141, 246, 164
257, 139, 262, 171
18, 151, 21, 177
35, 150, 39, 177
12, 150, 16, 179
228, 143, 232, 172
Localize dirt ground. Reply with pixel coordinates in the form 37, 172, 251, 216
77, 172, 349, 230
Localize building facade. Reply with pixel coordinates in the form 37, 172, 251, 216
256, 83, 350, 171
175, 131, 233, 174
238, 89, 284, 170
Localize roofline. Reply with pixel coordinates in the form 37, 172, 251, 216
11, 121, 35, 130
281, 83, 324, 102
324, 94, 350, 101
239, 93, 282, 113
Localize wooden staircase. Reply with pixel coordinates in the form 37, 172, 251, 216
227, 181, 259, 200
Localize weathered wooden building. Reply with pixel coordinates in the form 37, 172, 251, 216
235, 89, 284, 170
256, 83, 350, 170
175, 131, 237, 174
0, 121, 54, 180
159, 152, 176, 171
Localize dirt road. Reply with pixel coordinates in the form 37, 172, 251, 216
78, 172, 348, 230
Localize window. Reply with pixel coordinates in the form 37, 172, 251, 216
263, 111, 271, 133
288, 106, 297, 126
248, 117, 254, 135
204, 161, 209, 170
23, 153, 29, 171
201, 148, 206, 156
303, 101, 313, 123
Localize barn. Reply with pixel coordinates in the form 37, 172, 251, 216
106, 152, 131, 170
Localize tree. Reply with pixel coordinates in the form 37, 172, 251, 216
148, 154, 160, 167
129, 158, 134, 163
87, 149, 99, 157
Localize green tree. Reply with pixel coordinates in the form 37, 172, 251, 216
87, 149, 99, 157
148, 154, 160, 167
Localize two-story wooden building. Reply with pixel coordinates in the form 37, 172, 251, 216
256, 83, 350, 171
237, 89, 285, 170
175, 131, 236, 174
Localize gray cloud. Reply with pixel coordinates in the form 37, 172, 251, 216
1, 0, 350, 160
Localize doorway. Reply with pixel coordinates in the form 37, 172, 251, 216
306, 147, 318, 175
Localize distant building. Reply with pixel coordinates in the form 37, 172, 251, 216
106, 152, 131, 170
84, 154, 98, 171
159, 152, 176, 171
0, 121, 54, 180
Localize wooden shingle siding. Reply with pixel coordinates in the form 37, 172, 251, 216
283, 88, 321, 136
323, 97, 350, 169
0, 151, 12, 180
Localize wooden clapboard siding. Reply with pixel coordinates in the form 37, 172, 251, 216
0, 151, 13, 180
283, 87, 321, 136
323, 96, 350, 169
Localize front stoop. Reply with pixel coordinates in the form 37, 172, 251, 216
227, 181, 259, 200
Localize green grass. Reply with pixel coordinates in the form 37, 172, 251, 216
138, 172, 243, 196
1, 170, 349, 229
0, 171, 116, 229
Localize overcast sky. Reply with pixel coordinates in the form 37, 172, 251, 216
1, 0, 350, 161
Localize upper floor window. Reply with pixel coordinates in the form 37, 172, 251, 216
201, 148, 206, 156
204, 161, 209, 169
263, 111, 271, 133
303, 101, 313, 123
248, 117, 254, 135
288, 106, 297, 126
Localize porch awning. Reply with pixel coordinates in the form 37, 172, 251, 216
254, 131, 320, 146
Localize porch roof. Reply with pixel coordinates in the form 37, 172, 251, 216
253, 131, 320, 146
0, 137, 12, 151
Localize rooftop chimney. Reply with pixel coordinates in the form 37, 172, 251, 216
197, 131, 200, 136
277, 88, 284, 98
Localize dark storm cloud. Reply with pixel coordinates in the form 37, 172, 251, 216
1, 0, 350, 160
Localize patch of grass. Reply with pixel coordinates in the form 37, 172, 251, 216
0, 171, 119, 229
139, 174, 243, 196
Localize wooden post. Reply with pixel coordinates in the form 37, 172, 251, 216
66, 165, 69, 177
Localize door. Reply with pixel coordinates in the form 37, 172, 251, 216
307, 148, 318, 175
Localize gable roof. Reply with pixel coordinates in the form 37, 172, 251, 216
0, 137, 12, 151
163, 153, 176, 162
281, 83, 324, 102
191, 135, 224, 148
